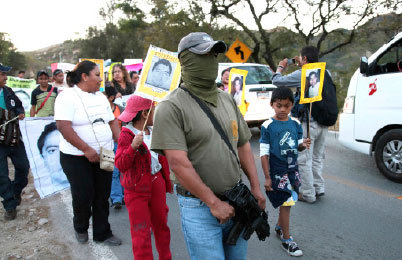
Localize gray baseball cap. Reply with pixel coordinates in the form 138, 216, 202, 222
178, 32, 227, 56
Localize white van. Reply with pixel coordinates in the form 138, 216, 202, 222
339, 32, 402, 183
217, 63, 276, 127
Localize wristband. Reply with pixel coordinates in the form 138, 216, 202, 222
278, 65, 284, 69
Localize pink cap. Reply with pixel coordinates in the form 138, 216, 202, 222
118, 95, 154, 122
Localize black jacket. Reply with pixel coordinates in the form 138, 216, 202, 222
1, 86, 24, 115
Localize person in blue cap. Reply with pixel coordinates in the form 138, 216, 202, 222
0, 63, 30, 220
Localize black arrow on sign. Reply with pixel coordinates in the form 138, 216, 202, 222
234, 46, 244, 60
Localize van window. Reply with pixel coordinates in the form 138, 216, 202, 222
229, 66, 273, 85
372, 40, 402, 75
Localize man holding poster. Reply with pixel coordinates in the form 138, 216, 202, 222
272, 46, 336, 204
151, 32, 265, 259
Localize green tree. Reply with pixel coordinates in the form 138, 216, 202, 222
0, 33, 26, 75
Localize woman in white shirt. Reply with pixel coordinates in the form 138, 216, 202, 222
55, 60, 121, 246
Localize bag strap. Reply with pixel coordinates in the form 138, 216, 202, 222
180, 86, 240, 166
73, 88, 106, 151
36, 86, 55, 114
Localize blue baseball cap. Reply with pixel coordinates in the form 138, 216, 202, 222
0, 63, 12, 72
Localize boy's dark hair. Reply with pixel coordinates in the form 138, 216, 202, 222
271, 86, 294, 104
301, 46, 319, 63
129, 71, 138, 78
18, 70, 25, 74
104, 85, 117, 98
216, 82, 224, 88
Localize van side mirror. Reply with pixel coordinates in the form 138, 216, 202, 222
360, 56, 368, 76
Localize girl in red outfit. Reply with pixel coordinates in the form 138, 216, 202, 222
115, 95, 172, 260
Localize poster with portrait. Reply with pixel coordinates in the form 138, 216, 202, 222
228, 68, 248, 115
20, 117, 70, 198
79, 58, 105, 90
300, 62, 326, 104
135, 45, 181, 102
6, 76, 37, 115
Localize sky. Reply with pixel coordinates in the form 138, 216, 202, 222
1, 0, 110, 51
1, 0, 399, 52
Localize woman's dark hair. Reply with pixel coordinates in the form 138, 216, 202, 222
270, 86, 294, 104
221, 68, 230, 77
112, 64, 131, 85
66, 60, 97, 87
301, 46, 319, 63
37, 122, 57, 155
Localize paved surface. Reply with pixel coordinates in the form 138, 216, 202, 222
52, 129, 402, 259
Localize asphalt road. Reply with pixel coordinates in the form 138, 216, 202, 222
53, 129, 402, 259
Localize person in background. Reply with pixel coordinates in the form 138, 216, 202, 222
0, 63, 30, 220
30, 70, 58, 117
52, 69, 69, 92
104, 86, 124, 209
109, 64, 135, 98
221, 68, 230, 92
129, 71, 140, 87
115, 95, 172, 260
17, 71, 25, 79
55, 60, 121, 246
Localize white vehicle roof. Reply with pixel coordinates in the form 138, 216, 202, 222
368, 31, 402, 63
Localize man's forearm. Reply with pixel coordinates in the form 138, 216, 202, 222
238, 141, 260, 189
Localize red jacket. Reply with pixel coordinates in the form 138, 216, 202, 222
115, 127, 172, 193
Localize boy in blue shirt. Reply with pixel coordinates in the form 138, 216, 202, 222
260, 86, 310, 257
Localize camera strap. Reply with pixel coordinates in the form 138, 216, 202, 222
180, 86, 240, 167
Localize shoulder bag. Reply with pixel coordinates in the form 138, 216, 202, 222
74, 89, 115, 171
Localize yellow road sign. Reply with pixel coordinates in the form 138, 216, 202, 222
226, 39, 252, 63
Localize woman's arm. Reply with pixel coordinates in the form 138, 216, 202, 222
56, 120, 99, 162
109, 118, 120, 143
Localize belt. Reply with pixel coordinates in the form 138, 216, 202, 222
176, 184, 227, 201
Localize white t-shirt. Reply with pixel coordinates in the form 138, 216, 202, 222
54, 86, 115, 155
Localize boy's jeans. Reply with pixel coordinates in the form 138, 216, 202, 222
110, 142, 123, 204
177, 194, 247, 260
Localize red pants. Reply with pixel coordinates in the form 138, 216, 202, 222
124, 172, 171, 260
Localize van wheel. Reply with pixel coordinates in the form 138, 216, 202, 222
374, 129, 402, 183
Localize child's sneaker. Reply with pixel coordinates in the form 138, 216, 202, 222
281, 238, 303, 257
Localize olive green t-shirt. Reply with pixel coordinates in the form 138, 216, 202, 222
151, 87, 252, 195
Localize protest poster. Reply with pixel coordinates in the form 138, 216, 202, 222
299, 62, 326, 104
50, 62, 75, 73
135, 45, 181, 102
114, 94, 131, 108
20, 117, 70, 198
228, 68, 249, 115
6, 76, 37, 114
79, 58, 105, 90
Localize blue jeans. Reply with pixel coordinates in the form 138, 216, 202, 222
110, 142, 123, 204
0, 143, 30, 210
178, 195, 248, 260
